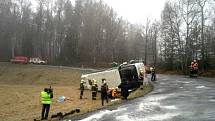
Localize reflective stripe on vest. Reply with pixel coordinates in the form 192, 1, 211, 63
41, 91, 51, 104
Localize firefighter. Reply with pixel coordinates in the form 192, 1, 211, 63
191, 61, 194, 68
101, 78, 109, 106
112, 88, 118, 99
119, 81, 129, 100
192, 60, 198, 76
139, 69, 144, 85
91, 79, 98, 100
193, 60, 198, 70
151, 66, 156, 81
80, 80, 85, 99
40, 87, 53, 120
190, 62, 194, 75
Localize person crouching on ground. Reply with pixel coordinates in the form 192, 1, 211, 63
112, 87, 118, 99
101, 78, 109, 106
40, 87, 53, 120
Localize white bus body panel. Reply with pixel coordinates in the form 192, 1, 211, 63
81, 68, 121, 91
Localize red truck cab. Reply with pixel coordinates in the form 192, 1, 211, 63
10, 56, 28, 64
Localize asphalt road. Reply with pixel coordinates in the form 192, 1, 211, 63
68, 74, 215, 121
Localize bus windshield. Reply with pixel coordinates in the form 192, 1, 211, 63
118, 65, 139, 89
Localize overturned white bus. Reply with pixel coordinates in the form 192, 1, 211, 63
81, 62, 145, 91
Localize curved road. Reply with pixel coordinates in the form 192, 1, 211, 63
69, 74, 215, 121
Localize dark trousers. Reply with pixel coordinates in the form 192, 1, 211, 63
151, 73, 156, 81
190, 70, 198, 77
101, 93, 108, 106
41, 104, 50, 120
121, 88, 129, 99
80, 90, 84, 99
92, 91, 97, 100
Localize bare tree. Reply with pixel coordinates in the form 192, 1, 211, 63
179, 0, 198, 73
197, 0, 208, 69
144, 18, 150, 65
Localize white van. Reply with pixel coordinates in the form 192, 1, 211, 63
81, 62, 145, 91
29, 57, 47, 64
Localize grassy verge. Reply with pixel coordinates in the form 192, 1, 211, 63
0, 63, 81, 85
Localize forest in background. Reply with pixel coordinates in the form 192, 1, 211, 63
0, 0, 215, 73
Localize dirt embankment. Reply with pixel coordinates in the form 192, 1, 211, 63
0, 63, 153, 121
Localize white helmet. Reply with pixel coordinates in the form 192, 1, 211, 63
93, 79, 97, 84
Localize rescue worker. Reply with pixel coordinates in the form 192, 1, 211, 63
80, 80, 84, 99
119, 81, 129, 100
91, 79, 98, 100
101, 78, 109, 106
139, 69, 144, 85
193, 60, 198, 70
111, 88, 118, 99
151, 66, 156, 81
40, 87, 53, 120
191, 61, 194, 68
190, 62, 195, 75
191, 59, 198, 76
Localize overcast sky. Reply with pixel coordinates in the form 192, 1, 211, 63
32, 0, 168, 24
102, 0, 167, 24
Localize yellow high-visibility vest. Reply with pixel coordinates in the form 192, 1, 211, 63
40, 91, 51, 104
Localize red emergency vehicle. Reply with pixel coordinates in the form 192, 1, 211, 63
10, 56, 28, 64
